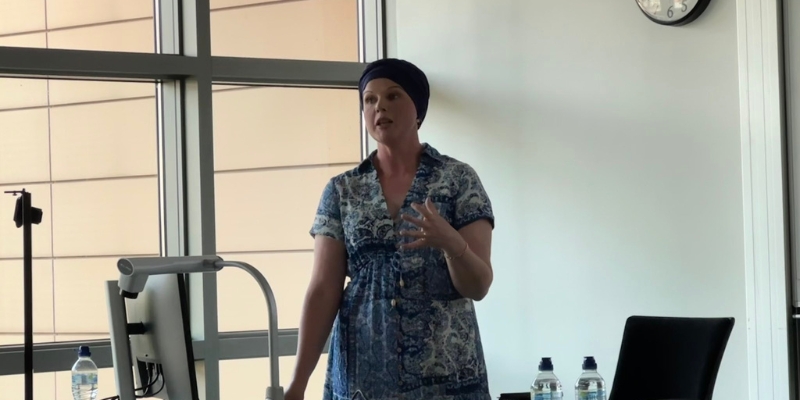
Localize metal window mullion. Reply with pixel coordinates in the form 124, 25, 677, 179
158, 82, 186, 258
359, 0, 383, 158
187, 50, 221, 400
158, 0, 185, 260
179, 0, 220, 399
214, 330, 329, 360
184, 75, 219, 400
0, 340, 113, 376
382, 0, 396, 58
211, 57, 364, 87
0, 330, 310, 375
0, 46, 196, 79
360, 0, 383, 64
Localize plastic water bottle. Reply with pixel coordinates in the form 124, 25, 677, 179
574, 356, 606, 400
531, 357, 563, 400
71, 346, 98, 400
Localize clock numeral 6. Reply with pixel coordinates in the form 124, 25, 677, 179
667, 1, 688, 18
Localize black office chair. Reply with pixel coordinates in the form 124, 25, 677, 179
607, 316, 734, 400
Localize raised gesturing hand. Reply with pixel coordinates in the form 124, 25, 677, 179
399, 197, 465, 255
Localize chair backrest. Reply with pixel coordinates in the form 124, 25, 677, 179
608, 316, 734, 400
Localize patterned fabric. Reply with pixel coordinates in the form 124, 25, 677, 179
310, 143, 495, 400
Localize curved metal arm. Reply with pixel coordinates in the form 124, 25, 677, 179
215, 261, 283, 400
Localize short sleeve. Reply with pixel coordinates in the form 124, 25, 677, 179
453, 164, 495, 230
309, 178, 345, 241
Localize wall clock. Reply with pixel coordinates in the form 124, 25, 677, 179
636, 0, 712, 26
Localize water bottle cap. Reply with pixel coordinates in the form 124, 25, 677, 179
78, 346, 91, 357
538, 357, 554, 371
582, 356, 597, 370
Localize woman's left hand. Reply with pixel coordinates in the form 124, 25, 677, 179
399, 197, 466, 253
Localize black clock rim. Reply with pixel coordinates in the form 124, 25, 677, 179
636, 0, 712, 27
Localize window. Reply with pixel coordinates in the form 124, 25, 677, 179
213, 85, 361, 396
0, 0, 382, 399
0, 371, 54, 400
0, 0, 155, 52
0, 77, 159, 399
220, 357, 329, 399
210, 0, 359, 61
0, 78, 159, 344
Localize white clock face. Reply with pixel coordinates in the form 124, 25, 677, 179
636, 0, 704, 24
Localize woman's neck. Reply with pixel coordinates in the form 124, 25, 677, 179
374, 140, 423, 177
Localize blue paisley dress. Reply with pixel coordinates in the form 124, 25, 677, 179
310, 143, 495, 400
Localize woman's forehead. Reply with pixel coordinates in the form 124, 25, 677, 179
364, 78, 402, 91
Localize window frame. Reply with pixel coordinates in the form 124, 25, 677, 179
0, 0, 385, 398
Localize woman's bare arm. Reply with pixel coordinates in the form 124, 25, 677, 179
443, 219, 493, 301
289, 235, 347, 391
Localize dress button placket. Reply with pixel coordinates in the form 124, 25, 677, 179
395, 252, 404, 383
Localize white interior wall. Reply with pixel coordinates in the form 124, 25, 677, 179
388, 1, 748, 398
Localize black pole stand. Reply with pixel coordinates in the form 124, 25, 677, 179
4, 189, 43, 400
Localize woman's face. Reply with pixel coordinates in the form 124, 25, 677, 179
362, 78, 419, 146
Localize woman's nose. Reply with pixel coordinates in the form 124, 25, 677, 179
375, 98, 387, 111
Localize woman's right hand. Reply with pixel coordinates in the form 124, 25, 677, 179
284, 382, 305, 400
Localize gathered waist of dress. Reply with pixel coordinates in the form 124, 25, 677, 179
347, 240, 399, 262
346, 249, 402, 278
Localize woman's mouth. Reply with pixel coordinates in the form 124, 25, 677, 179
376, 117, 393, 127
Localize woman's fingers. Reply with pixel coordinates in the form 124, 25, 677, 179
399, 229, 426, 238
400, 198, 446, 251
410, 201, 434, 219
401, 213, 426, 227
424, 197, 439, 214
401, 238, 428, 250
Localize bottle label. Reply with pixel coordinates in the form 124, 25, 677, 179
72, 373, 98, 386
533, 394, 563, 400
577, 389, 606, 400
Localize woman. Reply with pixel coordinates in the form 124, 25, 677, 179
285, 58, 495, 400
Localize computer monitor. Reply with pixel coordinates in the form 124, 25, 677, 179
106, 274, 199, 400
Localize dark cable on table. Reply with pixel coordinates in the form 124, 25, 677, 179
148, 366, 166, 397
100, 364, 162, 400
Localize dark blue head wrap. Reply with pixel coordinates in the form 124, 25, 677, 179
359, 58, 430, 126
